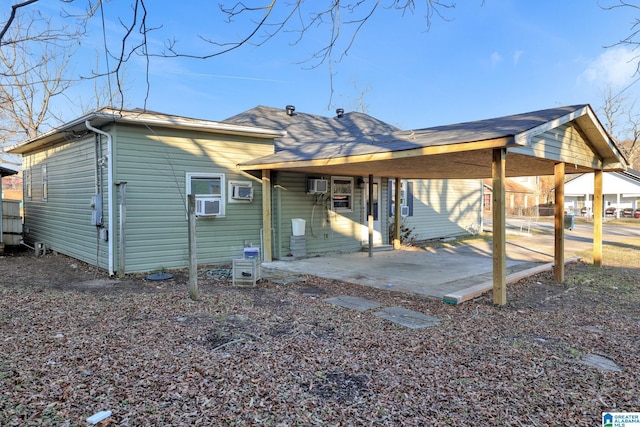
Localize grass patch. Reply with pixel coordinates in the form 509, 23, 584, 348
576, 237, 640, 267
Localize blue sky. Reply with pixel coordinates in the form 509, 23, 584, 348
47, 1, 640, 130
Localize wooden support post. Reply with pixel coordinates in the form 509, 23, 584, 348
262, 170, 273, 263
492, 148, 507, 305
593, 170, 603, 267
188, 194, 198, 301
368, 174, 374, 258
393, 178, 401, 249
554, 163, 565, 282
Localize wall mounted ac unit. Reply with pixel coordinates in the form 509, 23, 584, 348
400, 205, 410, 217
195, 197, 221, 216
307, 178, 328, 194
231, 184, 253, 201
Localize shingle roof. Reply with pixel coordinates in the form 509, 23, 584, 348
227, 105, 589, 166
225, 105, 400, 151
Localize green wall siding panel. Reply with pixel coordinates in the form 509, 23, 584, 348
21, 135, 110, 269
113, 125, 272, 273
400, 178, 482, 241
272, 172, 367, 258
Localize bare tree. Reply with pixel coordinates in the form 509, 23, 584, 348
0, 10, 82, 152
1, 1, 457, 109
601, 87, 640, 169
601, 1, 640, 70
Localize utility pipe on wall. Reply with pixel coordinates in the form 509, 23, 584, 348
85, 120, 115, 276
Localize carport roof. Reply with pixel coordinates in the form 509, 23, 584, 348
230, 104, 627, 179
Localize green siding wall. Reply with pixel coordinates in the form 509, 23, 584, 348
22, 134, 110, 268
400, 179, 483, 241
272, 172, 366, 259
113, 125, 274, 273
512, 123, 602, 169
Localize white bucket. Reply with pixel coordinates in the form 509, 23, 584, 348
291, 218, 306, 236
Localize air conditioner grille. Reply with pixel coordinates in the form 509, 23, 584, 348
196, 197, 221, 216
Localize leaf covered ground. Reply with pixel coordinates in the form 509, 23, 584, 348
1, 245, 639, 426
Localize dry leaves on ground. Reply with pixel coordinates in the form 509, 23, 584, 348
1, 247, 639, 426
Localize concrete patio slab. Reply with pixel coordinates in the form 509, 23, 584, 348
372, 306, 441, 329
442, 257, 581, 305
323, 295, 384, 312
262, 221, 640, 303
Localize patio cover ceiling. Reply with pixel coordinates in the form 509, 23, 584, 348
237, 104, 627, 179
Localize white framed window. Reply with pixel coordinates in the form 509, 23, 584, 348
41, 164, 48, 201
389, 179, 413, 217
186, 173, 225, 217
331, 176, 354, 212
24, 168, 32, 199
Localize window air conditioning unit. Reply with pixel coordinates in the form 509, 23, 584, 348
400, 205, 410, 217
231, 183, 253, 201
195, 197, 221, 216
307, 178, 328, 194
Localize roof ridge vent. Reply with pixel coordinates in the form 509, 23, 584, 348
285, 105, 295, 116
336, 108, 344, 118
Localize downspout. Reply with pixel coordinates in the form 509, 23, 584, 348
85, 121, 114, 276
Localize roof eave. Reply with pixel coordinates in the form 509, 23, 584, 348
7, 109, 284, 155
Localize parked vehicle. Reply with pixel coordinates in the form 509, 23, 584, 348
605, 207, 617, 217
622, 208, 634, 218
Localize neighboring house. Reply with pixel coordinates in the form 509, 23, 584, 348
564, 170, 640, 218
483, 178, 538, 216
1, 165, 20, 251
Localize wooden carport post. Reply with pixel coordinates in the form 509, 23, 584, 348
593, 170, 603, 267
492, 148, 507, 305
368, 174, 374, 258
554, 163, 565, 282
393, 178, 401, 249
262, 170, 273, 263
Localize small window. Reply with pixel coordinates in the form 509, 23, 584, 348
389, 179, 413, 217
186, 173, 225, 217
24, 168, 32, 199
331, 176, 354, 212
41, 164, 48, 201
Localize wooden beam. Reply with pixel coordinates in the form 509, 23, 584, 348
262, 170, 273, 263
393, 178, 401, 249
593, 170, 603, 267
239, 136, 515, 171
492, 148, 507, 305
554, 162, 565, 282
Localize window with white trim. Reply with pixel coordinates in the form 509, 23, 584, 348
41, 164, 48, 201
331, 176, 354, 212
24, 168, 32, 199
389, 179, 413, 217
186, 173, 225, 217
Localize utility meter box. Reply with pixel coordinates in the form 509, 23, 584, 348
90, 195, 103, 226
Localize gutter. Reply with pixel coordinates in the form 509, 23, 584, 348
85, 120, 115, 276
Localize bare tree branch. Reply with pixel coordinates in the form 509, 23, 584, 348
0, 0, 40, 45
